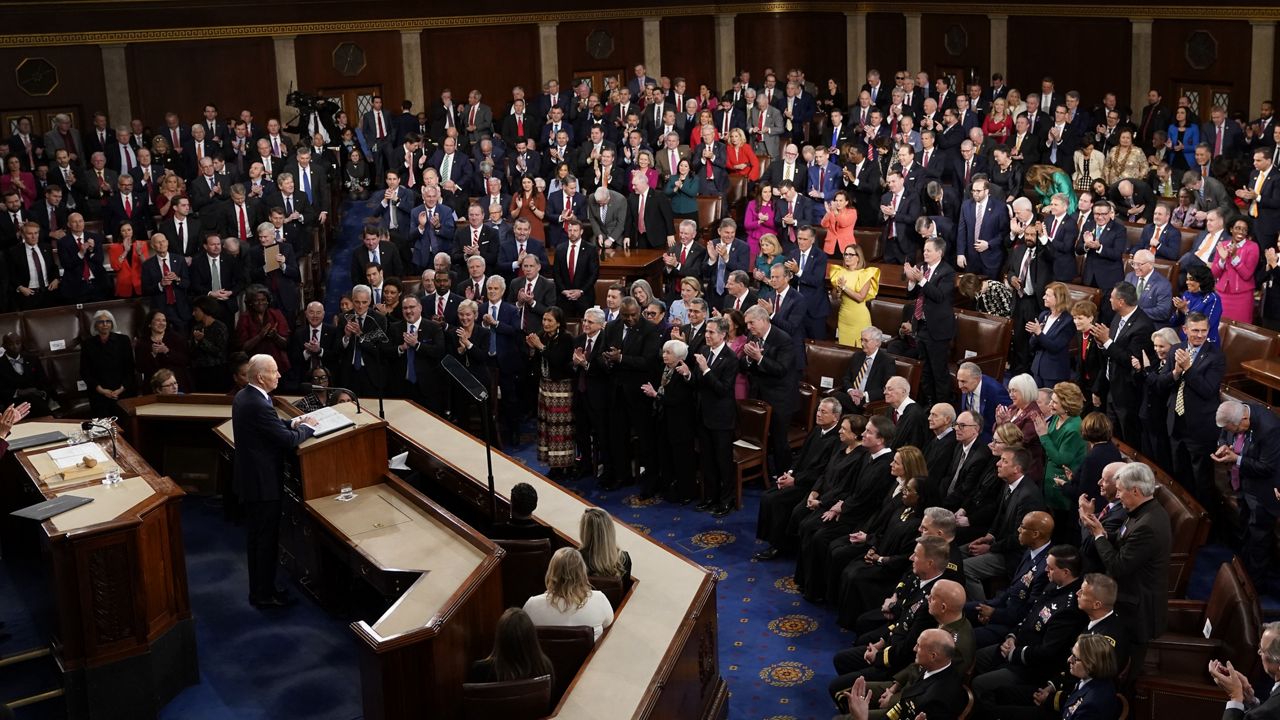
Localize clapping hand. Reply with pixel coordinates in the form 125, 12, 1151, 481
640, 382, 657, 398
0, 402, 31, 438
845, 676, 874, 720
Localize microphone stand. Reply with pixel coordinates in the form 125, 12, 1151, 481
441, 355, 498, 524
82, 418, 118, 459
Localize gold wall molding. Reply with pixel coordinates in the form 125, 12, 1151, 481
0, 3, 1277, 48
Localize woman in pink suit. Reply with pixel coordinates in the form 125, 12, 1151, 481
1211, 217, 1260, 323
743, 184, 778, 261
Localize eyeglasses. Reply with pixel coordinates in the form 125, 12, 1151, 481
843, 251, 858, 257
160, 380, 179, 389
1067, 655, 1082, 665
954, 422, 977, 428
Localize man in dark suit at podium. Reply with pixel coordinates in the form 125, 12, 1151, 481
232, 354, 317, 609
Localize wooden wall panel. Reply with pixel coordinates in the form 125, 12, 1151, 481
1151, 19, 1252, 116
0, 46, 108, 131
659, 15, 717, 93
557, 19, 645, 84
920, 14, 989, 91
295, 31, 404, 107
866, 12, 906, 83
734, 13, 848, 92
1006, 17, 1130, 110
126, 38, 279, 129
420, 25, 540, 119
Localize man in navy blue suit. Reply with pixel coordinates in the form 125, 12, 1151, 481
1214, 399, 1280, 595
786, 226, 831, 341
480, 276, 525, 447
957, 178, 1008, 279
1128, 204, 1181, 260
232, 354, 317, 608
1156, 312, 1224, 511
496, 217, 548, 280
956, 361, 1010, 445
1202, 106, 1246, 160
704, 218, 752, 309
760, 263, 807, 367
1076, 201, 1127, 320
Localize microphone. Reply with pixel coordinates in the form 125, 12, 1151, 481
82, 418, 118, 459
299, 383, 363, 414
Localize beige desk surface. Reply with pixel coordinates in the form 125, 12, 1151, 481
133, 402, 234, 419
306, 484, 486, 638
379, 399, 708, 720
50, 476, 155, 533
6, 420, 79, 451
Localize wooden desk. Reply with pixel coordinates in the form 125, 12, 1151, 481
2, 421, 196, 720
550, 245, 666, 290
1242, 358, 1280, 403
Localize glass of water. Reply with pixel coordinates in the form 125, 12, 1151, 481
103, 468, 122, 486
338, 483, 355, 501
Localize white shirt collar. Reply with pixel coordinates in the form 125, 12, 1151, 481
249, 383, 271, 401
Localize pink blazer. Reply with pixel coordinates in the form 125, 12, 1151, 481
1211, 239, 1258, 295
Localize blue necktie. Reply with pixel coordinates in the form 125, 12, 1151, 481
716, 257, 727, 295
405, 325, 417, 382
301, 169, 312, 202
489, 305, 498, 354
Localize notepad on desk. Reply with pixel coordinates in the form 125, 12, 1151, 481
299, 406, 356, 437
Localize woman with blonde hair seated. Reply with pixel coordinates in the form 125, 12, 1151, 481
523, 547, 614, 641
578, 507, 632, 586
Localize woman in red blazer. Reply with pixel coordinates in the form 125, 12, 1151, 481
725, 128, 760, 181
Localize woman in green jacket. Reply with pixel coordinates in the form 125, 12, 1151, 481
1035, 381, 1087, 524
1026, 163, 1078, 215
664, 158, 700, 220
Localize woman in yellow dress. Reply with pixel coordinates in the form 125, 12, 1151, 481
829, 244, 879, 347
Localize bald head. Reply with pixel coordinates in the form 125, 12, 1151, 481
928, 579, 965, 624
1021, 510, 1055, 546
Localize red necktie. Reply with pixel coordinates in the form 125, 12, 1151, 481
437, 295, 445, 317
171, 128, 179, 148
818, 168, 825, 190
1214, 126, 1223, 156
469, 106, 477, 126
78, 239, 90, 280
563, 195, 573, 232
913, 264, 932, 319
679, 244, 688, 265
922, 151, 930, 168
517, 116, 524, 135
376, 112, 385, 139
567, 242, 577, 284
238, 205, 248, 239
31, 246, 45, 287
124, 195, 132, 216
706, 147, 714, 179
162, 257, 175, 303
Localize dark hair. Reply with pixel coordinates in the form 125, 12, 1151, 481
1048, 544, 1082, 577
1003, 446, 1032, 473
1185, 262, 1215, 292
544, 305, 565, 329
510, 482, 538, 517
483, 608, 554, 683
192, 295, 220, 317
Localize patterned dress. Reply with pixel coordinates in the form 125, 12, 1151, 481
535, 332, 576, 470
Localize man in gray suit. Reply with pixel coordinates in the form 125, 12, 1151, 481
43, 113, 85, 164
1182, 169, 1231, 219
461, 89, 494, 150
588, 186, 627, 248
1124, 249, 1173, 328
748, 94, 785, 159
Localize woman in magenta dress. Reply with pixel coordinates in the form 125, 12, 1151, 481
743, 184, 778, 261
1211, 216, 1260, 323
1, 155, 36, 208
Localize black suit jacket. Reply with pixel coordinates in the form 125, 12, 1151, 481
1156, 341, 1224, 451
743, 326, 797, 415
141, 252, 191, 319
836, 349, 895, 408
391, 318, 447, 395
159, 216, 204, 258
886, 663, 967, 720
1097, 309, 1156, 406
990, 477, 1048, 561
1093, 496, 1172, 642
287, 321, 339, 378
626, 189, 674, 249
890, 401, 931, 450
350, 241, 406, 283
696, 344, 739, 431
906, 260, 956, 340
941, 441, 996, 511
231, 386, 314, 501
7, 242, 56, 291
451, 225, 501, 272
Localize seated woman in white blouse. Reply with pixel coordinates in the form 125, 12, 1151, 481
523, 547, 615, 641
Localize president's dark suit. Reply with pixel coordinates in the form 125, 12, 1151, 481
231, 385, 315, 602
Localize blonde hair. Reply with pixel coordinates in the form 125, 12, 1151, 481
759, 233, 781, 257
579, 508, 626, 578
993, 422, 1024, 448
729, 127, 746, 145
544, 547, 593, 612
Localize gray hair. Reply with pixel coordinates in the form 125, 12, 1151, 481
679, 219, 697, 234
923, 506, 957, 539
1007, 373, 1038, 403
583, 307, 606, 324
707, 316, 729, 335
861, 327, 888, 343
1012, 197, 1033, 213
743, 305, 770, 322
1216, 400, 1248, 428
256, 221, 276, 236
593, 186, 611, 202
486, 275, 507, 293
276, 172, 293, 185
91, 309, 117, 326
467, 255, 487, 270
246, 354, 277, 383
1151, 327, 1181, 347
885, 375, 911, 394
433, 251, 452, 266
1050, 192, 1070, 206
663, 339, 689, 360
1114, 463, 1156, 497
932, 403, 957, 424
351, 283, 372, 300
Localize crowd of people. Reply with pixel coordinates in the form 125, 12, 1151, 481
4, 59, 1280, 719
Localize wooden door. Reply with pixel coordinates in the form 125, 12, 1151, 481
1173, 82, 1234, 123
318, 85, 383, 126
571, 70, 624, 99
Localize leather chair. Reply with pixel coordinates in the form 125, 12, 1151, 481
803, 339, 856, 389
400, 277, 422, 297
493, 538, 552, 610
864, 354, 923, 416
0, 311, 24, 345
588, 574, 624, 609
593, 278, 617, 311
1152, 258, 1178, 286
1218, 318, 1280, 384
22, 306, 87, 356
868, 297, 911, 338
789, 382, 818, 451
1177, 228, 1197, 256
732, 399, 772, 509
535, 625, 594, 706
1063, 283, 1101, 309
696, 195, 722, 240
949, 309, 1011, 380
461, 675, 552, 720
756, 153, 772, 182
870, 262, 909, 298
1133, 558, 1261, 720
1114, 439, 1210, 598
1123, 222, 1145, 252
83, 220, 105, 236
959, 686, 975, 719
44, 351, 90, 418
855, 229, 883, 262
725, 175, 750, 213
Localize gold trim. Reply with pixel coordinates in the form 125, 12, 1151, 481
0, 3, 1277, 47
14, 57, 58, 97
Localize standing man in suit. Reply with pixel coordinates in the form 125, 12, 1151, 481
1077, 202, 1127, 318
1156, 313, 1225, 514
786, 226, 831, 341
189, 234, 242, 325
840, 145, 880, 226
625, 173, 675, 249
337, 284, 393, 400
232, 354, 318, 608
58, 212, 109, 302
1079, 463, 1171, 643
662, 220, 708, 301
748, 94, 785, 160
391, 295, 447, 412
691, 125, 728, 196
361, 96, 394, 184
460, 90, 493, 151
8, 222, 58, 310
507, 254, 557, 333
545, 174, 586, 249
1130, 204, 1181, 260
1203, 106, 1246, 160
600, 297, 660, 489
956, 361, 1011, 445
1214, 401, 1280, 596
957, 178, 1008, 278
286, 302, 337, 387
141, 233, 191, 330
766, 144, 808, 195
551, 219, 598, 318
741, 305, 796, 480
1238, 148, 1280, 244
907, 238, 956, 406
694, 316, 740, 516
760, 263, 808, 364
496, 217, 548, 281
704, 219, 752, 310
1090, 282, 1155, 444
1125, 250, 1174, 327
588, 186, 628, 249
881, 171, 921, 263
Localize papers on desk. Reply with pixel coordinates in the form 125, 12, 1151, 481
47, 442, 109, 470
264, 244, 282, 272
299, 406, 356, 437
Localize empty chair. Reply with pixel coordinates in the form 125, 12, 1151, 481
732, 399, 772, 508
